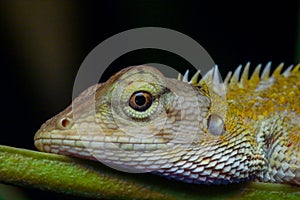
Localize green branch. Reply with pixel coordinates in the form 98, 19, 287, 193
0, 145, 298, 199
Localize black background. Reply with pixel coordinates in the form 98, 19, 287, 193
0, 1, 298, 199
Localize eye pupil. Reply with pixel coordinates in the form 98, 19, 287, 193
134, 93, 146, 106
129, 91, 153, 111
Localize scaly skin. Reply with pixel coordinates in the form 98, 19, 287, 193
34, 63, 300, 185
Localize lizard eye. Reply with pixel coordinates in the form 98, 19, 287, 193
113, 81, 164, 121
129, 91, 153, 111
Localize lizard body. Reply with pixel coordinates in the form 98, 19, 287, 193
34, 63, 300, 185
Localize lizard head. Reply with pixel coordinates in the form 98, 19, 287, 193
35, 65, 263, 184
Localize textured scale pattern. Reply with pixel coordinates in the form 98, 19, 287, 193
34, 63, 300, 185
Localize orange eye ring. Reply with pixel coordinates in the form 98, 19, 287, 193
129, 91, 153, 111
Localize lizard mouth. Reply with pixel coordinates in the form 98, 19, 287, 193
34, 134, 173, 152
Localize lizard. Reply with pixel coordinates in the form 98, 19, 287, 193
34, 62, 300, 185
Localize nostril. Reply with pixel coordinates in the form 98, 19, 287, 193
59, 117, 73, 129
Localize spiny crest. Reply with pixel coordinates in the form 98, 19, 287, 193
177, 65, 226, 98
225, 62, 300, 88
178, 62, 300, 91
177, 69, 201, 85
